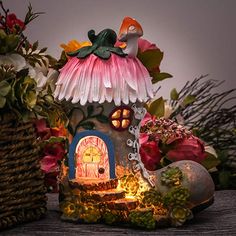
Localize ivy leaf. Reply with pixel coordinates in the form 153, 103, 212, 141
87, 105, 94, 117
80, 121, 95, 130
151, 72, 173, 84
182, 95, 196, 107
148, 96, 165, 118
96, 114, 109, 123
170, 88, 179, 100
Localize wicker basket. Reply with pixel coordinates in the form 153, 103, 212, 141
0, 114, 47, 230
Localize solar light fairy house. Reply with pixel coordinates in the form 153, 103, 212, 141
54, 17, 215, 228
55, 17, 155, 185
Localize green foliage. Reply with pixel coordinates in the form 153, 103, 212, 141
129, 209, 156, 230
170, 88, 179, 100
163, 186, 190, 207
68, 104, 109, 136
137, 49, 172, 84
68, 29, 126, 60
138, 49, 163, 70
201, 152, 220, 170
103, 210, 119, 225
0, 2, 67, 125
169, 206, 193, 227
141, 188, 163, 207
0, 80, 11, 108
182, 94, 196, 107
161, 166, 183, 187
0, 30, 20, 53
151, 72, 172, 84
147, 96, 165, 118
169, 75, 236, 189
20, 40, 49, 67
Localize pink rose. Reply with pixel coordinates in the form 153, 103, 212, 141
6, 13, 25, 32
167, 137, 207, 163
139, 141, 161, 171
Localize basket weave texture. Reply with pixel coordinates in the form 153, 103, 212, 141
0, 114, 47, 230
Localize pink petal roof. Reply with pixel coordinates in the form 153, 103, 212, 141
54, 54, 154, 106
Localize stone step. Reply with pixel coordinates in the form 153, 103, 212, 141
73, 188, 125, 202
105, 198, 139, 211
69, 178, 118, 191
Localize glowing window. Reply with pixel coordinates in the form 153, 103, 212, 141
109, 106, 133, 131
82, 146, 101, 163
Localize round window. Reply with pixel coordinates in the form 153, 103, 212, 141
109, 106, 133, 131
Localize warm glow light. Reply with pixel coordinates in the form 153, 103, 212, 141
111, 110, 121, 119
75, 136, 109, 179
112, 120, 120, 128
82, 146, 101, 163
122, 109, 130, 118
121, 119, 130, 128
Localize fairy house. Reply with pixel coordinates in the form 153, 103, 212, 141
55, 17, 155, 186
53, 17, 215, 228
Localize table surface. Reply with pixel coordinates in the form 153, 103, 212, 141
1, 190, 236, 236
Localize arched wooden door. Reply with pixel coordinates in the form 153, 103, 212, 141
69, 131, 115, 180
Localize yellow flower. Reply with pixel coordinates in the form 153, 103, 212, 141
60, 40, 91, 53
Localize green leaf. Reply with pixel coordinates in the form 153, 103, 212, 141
87, 105, 94, 116
148, 97, 165, 117
170, 88, 179, 100
201, 153, 220, 170
24, 91, 37, 109
0, 95, 6, 108
0, 81, 11, 96
0, 29, 7, 39
24, 40, 31, 51
151, 72, 173, 84
96, 114, 109, 123
6, 34, 20, 51
32, 41, 39, 51
94, 47, 111, 59
138, 49, 163, 70
44, 95, 54, 104
182, 95, 196, 106
46, 136, 65, 144
39, 47, 47, 53
80, 121, 95, 130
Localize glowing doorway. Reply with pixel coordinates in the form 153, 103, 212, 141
75, 136, 109, 179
